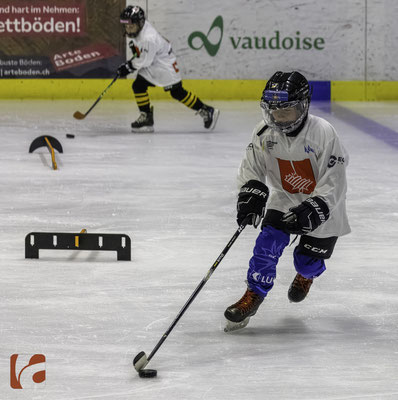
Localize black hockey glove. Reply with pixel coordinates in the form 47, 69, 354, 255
282, 196, 330, 234
117, 60, 135, 77
237, 180, 269, 228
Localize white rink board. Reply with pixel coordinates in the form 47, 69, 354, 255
126, 0, 398, 81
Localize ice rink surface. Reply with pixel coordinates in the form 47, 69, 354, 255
0, 99, 397, 399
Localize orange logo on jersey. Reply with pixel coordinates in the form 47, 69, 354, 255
277, 158, 316, 194
128, 41, 141, 57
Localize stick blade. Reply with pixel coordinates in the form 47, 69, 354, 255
133, 351, 149, 371
73, 111, 86, 120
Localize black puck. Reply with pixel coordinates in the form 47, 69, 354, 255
66, 134, 75, 138
138, 369, 157, 378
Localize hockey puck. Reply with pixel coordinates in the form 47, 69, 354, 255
138, 369, 157, 378
66, 134, 75, 138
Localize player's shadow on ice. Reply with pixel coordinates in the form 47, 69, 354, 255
86, 128, 221, 136
227, 317, 310, 336
227, 314, 376, 340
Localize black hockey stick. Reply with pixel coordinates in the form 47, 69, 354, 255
73, 73, 119, 120
133, 217, 251, 373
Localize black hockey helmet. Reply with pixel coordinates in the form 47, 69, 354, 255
120, 5, 145, 38
260, 71, 312, 135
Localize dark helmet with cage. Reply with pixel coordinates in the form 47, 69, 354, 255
120, 5, 145, 38
260, 71, 312, 135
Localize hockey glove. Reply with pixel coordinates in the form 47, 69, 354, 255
282, 196, 330, 234
237, 180, 269, 228
117, 60, 135, 77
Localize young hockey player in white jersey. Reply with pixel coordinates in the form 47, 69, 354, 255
224, 71, 350, 332
118, 5, 219, 133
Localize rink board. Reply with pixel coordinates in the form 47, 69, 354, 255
1, 79, 397, 101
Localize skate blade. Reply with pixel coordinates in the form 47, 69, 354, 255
209, 109, 220, 130
224, 317, 250, 332
131, 126, 154, 133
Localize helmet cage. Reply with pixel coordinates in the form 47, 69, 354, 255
260, 71, 311, 134
260, 96, 309, 134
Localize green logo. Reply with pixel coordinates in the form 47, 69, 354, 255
188, 16, 223, 56
188, 16, 326, 56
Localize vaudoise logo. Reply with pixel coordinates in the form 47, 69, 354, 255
188, 16, 223, 56
188, 16, 325, 56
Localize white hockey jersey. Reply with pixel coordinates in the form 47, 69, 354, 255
238, 114, 351, 238
128, 21, 182, 87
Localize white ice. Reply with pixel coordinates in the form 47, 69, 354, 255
0, 99, 397, 399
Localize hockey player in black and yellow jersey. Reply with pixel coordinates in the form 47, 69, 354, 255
118, 5, 219, 133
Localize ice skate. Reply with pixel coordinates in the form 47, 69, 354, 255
288, 273, 313, 303
224, 316, 252, 332
131, 106, 154, 132
197, 105, 220, 130
224, 289, 264, 332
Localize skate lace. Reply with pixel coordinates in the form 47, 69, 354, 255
292, 274, 313, 293
235, 290, 262, 313
136, 112, 148, 123
196, 107, 209, 121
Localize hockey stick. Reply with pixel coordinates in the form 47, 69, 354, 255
133, 217, 251, 373
73, 73, 119, 120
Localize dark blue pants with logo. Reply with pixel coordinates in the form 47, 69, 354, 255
247, 225, 327, 297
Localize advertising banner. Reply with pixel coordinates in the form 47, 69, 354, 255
145, 0, 362, 81
145, 0, 398, 81
0, 0, 126, 78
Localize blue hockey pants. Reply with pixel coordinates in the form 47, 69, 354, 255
247, 225, 326, 297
